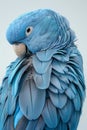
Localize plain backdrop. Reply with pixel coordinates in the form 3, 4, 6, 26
0, 0, 87, 129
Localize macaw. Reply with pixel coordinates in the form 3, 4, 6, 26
0, 9, 85, 130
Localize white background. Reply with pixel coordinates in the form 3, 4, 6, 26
0, 0, 87, 129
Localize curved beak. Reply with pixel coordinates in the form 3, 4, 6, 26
13, 43, 26, 57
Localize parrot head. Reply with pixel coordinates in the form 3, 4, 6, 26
6, 9, 76, 56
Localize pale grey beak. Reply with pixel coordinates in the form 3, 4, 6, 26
13, 43, 26, 57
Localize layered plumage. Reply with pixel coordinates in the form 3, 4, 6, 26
0, 9, 85, 130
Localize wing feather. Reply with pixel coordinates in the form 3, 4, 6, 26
3, 116, 14, 130
8, 58, 26, 84
59, 100, 73, 123
73, 92, 81, 111
11, 64, 30, 96
65, 84, 76, 99
26, 116, 45, 130
42, 99, 58, 128
68, 111, 80, 130
49, 91, 67, 108
19, 79, 46, 120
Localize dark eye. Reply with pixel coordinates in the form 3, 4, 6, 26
26, 26, 33, 36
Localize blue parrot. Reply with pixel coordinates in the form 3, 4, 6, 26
0, 9, 85, 130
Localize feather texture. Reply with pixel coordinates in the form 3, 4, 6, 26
33, 65, 51, 89
3, 116, 14, 130
33, 55, 52, 74
26, 117, 45, 130
19, 78, 46, 120
42, 99, 58, 128
49, 91, 67, 108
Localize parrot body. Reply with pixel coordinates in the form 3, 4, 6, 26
0, 9, 85, 130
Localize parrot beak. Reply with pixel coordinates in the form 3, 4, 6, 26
13, 43, 26, 57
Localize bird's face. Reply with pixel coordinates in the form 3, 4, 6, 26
6, 9, 60, 56
6, 9, 75, 57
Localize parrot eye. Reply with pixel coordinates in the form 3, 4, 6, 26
26, 26, 33, 36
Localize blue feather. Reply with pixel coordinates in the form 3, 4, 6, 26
69, 47, 83, 70
69, 111, 80, 130
34, 65, 51, 89
6, 93, 17, 115
35, 117, 45, 130
26, 117, 45, 130
53, 53, 69, 62
26, 120, 38, 130
51, 74, 62, 91
3, 116, 14, 130
0, 99, 9, 130
49, 84, 58, 94
42, 99, 58, 128
14, 106, 23, 128
33, 55, 52, 74
8, 58, 25, 84
53, 70, 69, 84
11, 63, 30, 97
59, 100, 73, 123
65, 84, 76, 99
36, 49, 57, 61
19, 79, 46, 120
52, 59, 66, 74
58, 120, 68, 130
49, 91, 67, 108
0, 79, 9, 104
16, 116, 28, 130
60, 80, 68, 91
73, 92, 81, 111
4, 58, 21, 79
